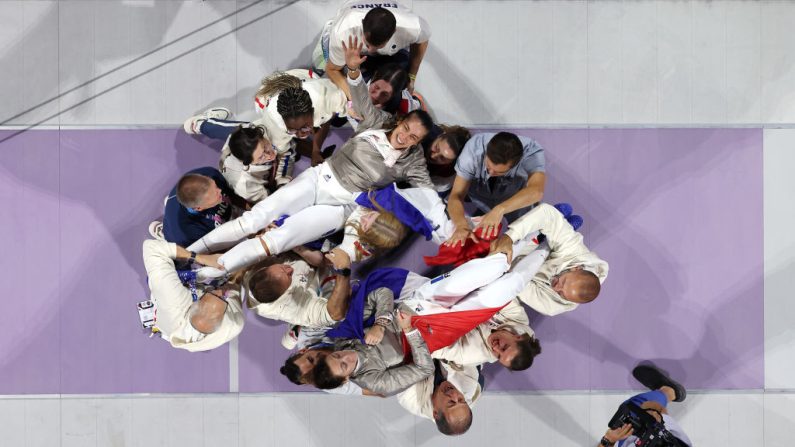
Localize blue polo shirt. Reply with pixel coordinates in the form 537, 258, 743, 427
162, 167, 235, 247
454, 132, 545, 213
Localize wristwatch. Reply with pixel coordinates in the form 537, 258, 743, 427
188, 251, 197, 264
600, 437, 614, 447
332, 267, 351, 277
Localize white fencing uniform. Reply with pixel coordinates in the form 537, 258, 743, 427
142, 240, 244, 352
431, 299, 533, 367
188, 162, 357, 254
219, 144, 294, 204
255, 68, 348, 151
505, 203, 609, 316
211, 202, 354, 275
243, 256, 338, 328
397, 362, 482, 419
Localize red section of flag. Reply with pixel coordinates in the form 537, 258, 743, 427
423, 224, 502, 267
401, 304, 506, 361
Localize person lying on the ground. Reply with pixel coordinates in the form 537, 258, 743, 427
142, 239, 243, 352
489, 202, 608, 316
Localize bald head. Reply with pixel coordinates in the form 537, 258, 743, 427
551, 267, 601, 304
188, 291, 227, 334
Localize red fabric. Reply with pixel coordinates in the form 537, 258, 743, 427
401, 305, 507, 361
424, 224, 502, 267
415, 305, 506, 352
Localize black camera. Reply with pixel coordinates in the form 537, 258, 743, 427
608, 402, 685, 447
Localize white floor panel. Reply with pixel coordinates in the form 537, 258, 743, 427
763, 129, 795, 389
763, 393, 795, 447
3, 0, 795, 126
0, 392, 784, 446
130, 397, 170, 447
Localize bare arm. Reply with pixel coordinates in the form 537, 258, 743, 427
343, 36, 389, 131
362, 388, 386, 397
475, 171, 547, 240
326, 61, 352, 100
291, 245, 325, 267
324, 248, 352, 321
498, 171, 546, 214
311, 122, 331, 166
174, 245, 223, 269
407, 41, 429, 92
444, 175, 477, 247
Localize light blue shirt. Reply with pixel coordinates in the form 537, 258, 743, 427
454, 132, 545, 213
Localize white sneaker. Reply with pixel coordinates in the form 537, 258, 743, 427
183, 107, 232, 134
148, 220, 164, 240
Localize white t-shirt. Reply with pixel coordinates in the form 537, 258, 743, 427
327, 1, 431, 67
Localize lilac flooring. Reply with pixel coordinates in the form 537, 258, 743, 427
0, 127, 762, 394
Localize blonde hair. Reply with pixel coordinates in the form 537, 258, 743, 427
256, 72, 303, 100
347, 192, 408, 260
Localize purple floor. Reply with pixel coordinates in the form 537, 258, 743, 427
0, 127, 762, 394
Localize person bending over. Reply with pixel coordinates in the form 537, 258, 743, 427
446, 132, 546, 245
313, 1, 431, 99
490, 203, 609, 316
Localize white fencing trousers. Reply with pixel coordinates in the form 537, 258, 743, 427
449, 242, 550, 311
188, 162, 356, 253
216, 203, 353, 273
401, 232, 550, 313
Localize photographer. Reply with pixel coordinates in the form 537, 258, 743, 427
599, 363, 693, 447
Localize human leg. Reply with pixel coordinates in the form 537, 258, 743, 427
198, 118, 249, 141
261, 204, 351, 255
632, 363, 686, 403
447, 243, 549, 311
187, 166, 322, 253
183, 108, 232, 135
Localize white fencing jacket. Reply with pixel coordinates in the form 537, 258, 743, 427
142, 240, 245, 352
505, 203, 609, 316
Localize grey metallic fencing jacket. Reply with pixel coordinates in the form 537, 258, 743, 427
326, 75, 434, 193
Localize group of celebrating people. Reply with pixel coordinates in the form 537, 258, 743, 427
138, 2, 690, 444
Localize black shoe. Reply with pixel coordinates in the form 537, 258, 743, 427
632, 363, 687, 402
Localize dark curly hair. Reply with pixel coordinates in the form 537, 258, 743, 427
509, 334, 542, 371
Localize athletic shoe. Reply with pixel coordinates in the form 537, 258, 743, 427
183, 107, 232, 134
554, 202, 573, 218
148, 220, 164, 240
632, 363, 687, 402
566, 214, 584, 231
